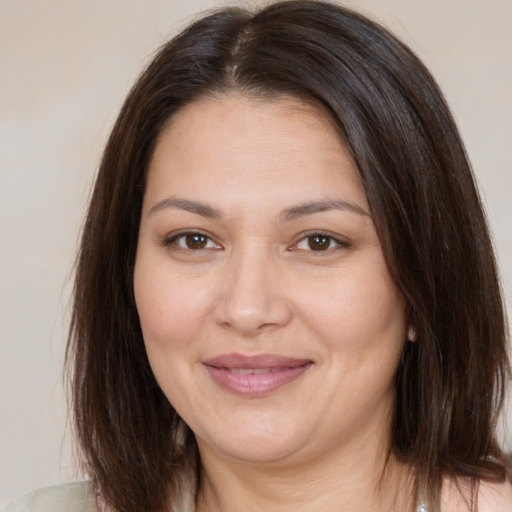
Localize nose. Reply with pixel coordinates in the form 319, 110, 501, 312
213, 247, 293, 336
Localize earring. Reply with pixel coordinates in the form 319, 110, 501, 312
407, 325, 416, 342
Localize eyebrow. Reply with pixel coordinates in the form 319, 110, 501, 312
147, 196, 370, 220
148, 197, 222, 218
280, 198, 370, 221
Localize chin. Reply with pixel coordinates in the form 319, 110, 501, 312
211, 442, 302, 465
196, 422, 308, 465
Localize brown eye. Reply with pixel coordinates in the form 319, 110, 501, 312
294, 233, 346, 253
308, 235, 331, 251
167, 232, 220, 251
184, 233, 208, 249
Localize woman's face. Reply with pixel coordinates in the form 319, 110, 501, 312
134, 93, 407, 466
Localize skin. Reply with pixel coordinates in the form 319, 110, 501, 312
441, 479, 512, 512
133, 93, 412, 511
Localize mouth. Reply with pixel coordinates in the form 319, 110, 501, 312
202, 354, 313, 397
224, 367, 286, 374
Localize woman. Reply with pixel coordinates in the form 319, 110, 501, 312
4, 1, 511, 511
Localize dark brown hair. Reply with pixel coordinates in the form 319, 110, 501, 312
67, 2, 510, 511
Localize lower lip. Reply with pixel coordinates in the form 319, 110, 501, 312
203, 363, 313, 397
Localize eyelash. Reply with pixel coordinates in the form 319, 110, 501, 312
163, 230, 221, 251
291, 231, 349, 254
163, 230, 349, 254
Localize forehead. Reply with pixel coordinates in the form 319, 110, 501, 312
145, 92, 367, 212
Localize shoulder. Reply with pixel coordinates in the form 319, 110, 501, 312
1, 482, 99, 512
441, 477, 512, 512
477, 479, 512, 512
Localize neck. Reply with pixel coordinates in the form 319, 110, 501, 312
195, 435, 413, 512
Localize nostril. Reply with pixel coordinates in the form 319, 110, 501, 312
213, 291, 292, 335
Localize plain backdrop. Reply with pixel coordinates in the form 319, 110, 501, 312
1, 0, 511, 504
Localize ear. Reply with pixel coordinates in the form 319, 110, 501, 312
407, 325, 416, 342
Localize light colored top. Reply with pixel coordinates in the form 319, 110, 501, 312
1, 482, 99, 512
1, 481, 195, 512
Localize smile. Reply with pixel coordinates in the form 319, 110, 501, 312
227, 367, 284, 374
203, 354, 313, 397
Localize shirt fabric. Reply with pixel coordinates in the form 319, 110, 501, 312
1, 482, 98, 512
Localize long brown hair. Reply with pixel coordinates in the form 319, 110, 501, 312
67, 2, 510, 511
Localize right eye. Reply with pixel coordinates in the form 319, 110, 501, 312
165, 232, 221, 251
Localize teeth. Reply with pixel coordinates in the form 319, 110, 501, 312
228, 367, 282, 374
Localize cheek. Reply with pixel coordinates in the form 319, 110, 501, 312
294, 263, 406, 356
133, 257, 215, 411
134, 258, 211, 352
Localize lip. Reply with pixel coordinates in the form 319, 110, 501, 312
202, 353, 313, 397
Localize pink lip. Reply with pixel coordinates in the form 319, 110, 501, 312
202, 354, 313, 397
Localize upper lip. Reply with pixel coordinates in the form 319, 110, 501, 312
203, 353, 312, 369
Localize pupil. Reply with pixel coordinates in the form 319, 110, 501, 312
309, 235, 329, 251
186, 234, 207, 249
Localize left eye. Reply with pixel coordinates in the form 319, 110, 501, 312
295, 234, 343, 252
167, 232, 220, 250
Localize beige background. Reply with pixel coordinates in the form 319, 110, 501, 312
1, 0, 511, 504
